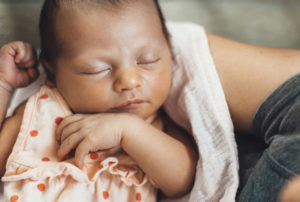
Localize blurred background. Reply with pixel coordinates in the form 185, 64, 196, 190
0, 0, 300, 49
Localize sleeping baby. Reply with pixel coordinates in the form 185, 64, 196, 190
0, 0, 198, 201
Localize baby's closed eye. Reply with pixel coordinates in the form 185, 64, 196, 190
78, 63, 112, 76
136, 52, 161, 65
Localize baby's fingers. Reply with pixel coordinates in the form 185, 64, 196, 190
56, 114, 85, 141
60, 120, 82, 142
74, 139, 92, 169
23, 44, 37, 67
57, 132, 84, 161
17, 45, 37, 68
12, 42, 28, 64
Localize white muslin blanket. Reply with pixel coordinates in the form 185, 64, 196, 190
1, 22, 239, 202
162, 22, 239, 202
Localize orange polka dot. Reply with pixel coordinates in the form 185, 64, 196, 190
30, 130, 38, 137
10, 195, 19, 202
42, 157, 50, 161
103, 191, 109, 199
37, 183, 46, 191
40, 94, 48, 99
90, 153, 98, 160
136, 193, 142, 201
55, 117, 63, 125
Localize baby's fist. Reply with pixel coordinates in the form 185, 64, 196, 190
0, 41, 39, 91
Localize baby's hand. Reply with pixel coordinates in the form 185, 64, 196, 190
56, 113, 135, 168
0, 41, 39, 91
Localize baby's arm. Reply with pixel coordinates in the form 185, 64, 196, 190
0, 103, 25, 176
0, 41, 39, 176
121, 114, 197, 197
56, 113, 198, 197
0, 41, 38, 125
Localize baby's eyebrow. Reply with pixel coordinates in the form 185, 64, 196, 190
142, 42, 164, 49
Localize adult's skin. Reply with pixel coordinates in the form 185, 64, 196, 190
208, 34, 300, 134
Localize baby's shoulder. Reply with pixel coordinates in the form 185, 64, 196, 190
0, 101, 26, 177
1, 100, 27, 132
13, 100, 27, 116
2, 100, 27, 132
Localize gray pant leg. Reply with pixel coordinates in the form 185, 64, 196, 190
237, 135, 300, 202
237, 73, 300, 202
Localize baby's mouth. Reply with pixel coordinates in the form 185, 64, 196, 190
114, 99, 145, 110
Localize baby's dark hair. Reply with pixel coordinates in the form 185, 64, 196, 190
39, 0, 170, 65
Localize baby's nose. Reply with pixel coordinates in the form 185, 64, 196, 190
113, 67, 142, 92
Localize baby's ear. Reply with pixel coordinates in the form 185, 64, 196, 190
40, 59, 55, 74
40, 59, 56, 87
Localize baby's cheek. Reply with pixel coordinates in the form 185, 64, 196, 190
152, 78, 171, 105
68, 93, 110, 114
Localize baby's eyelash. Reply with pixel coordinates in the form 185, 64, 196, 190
82, 68, 111, 75
137, 58, 161, 65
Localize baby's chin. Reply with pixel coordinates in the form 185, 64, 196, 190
280, 177, 300, 202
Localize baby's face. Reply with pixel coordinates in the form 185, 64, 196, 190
53, 1, 172, 121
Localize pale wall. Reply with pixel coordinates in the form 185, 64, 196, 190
0, 0, 300, 48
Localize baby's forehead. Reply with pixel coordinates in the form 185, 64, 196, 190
54, 0, 161, 31
53, 1, 167, 58
56, 0, 155, 14
38, 0, 168, 64
55, 1, 162, 36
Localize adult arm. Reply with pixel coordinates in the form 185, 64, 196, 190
207, 34, 300, 134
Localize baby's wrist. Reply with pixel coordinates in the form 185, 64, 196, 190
120, 115, 145, 148
0, 79, 14, 94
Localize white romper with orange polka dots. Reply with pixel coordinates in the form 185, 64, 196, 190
2, 85, 156, 202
